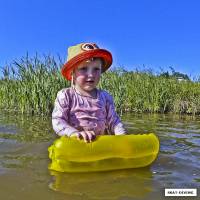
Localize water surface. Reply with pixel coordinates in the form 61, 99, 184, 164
0, 111, 199, 200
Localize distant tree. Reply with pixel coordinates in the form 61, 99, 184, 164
172, 71, 190, 80
159, 67, 190, 81
159, 71, 170, 78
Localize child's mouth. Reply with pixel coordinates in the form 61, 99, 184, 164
86, 80, 94, 84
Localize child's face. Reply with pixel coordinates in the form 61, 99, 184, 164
73, 58, 102, 92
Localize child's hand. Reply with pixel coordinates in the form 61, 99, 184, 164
71, 131, 96, 143
78, 131, 96, 143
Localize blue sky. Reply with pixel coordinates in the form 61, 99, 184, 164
1, 0, 200, 78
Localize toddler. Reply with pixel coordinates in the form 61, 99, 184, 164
52, 42, 126, 142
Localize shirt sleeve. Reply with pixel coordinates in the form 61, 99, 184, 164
52, 89, 78, 136
105, 93, 126, 135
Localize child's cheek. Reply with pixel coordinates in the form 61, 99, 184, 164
76, 72, 85, 77
96, 71, 101, 76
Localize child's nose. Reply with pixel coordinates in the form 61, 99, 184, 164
87, 69, 95, 77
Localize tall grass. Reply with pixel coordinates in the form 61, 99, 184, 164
99, 70, 200, 115
0, 54, 69, 115
1, 54, 200, 115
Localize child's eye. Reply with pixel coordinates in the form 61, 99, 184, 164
94, 67, 100, 71
78, 67, 87, 71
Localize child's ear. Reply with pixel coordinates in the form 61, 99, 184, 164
71, 71, 75, 87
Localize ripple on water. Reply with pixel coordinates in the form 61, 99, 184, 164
185, 138, 200, 147
159, 138, 177, 154
154, 154, 200, 188
0, 125, 18, 134
174, 150, 200, 166
190, 147, 200, 157
168, 132, 190, 139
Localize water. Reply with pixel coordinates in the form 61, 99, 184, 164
0, 111, 199, 200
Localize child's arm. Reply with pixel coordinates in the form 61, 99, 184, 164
106, 94, 126, 135
52, 89, 78, 137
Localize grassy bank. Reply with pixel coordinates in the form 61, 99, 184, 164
1, 55, 200, 115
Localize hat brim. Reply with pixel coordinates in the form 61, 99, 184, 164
61, 49, 112, 80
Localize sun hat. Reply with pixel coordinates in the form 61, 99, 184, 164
61, 43, 113, 80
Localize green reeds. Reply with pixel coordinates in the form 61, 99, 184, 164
0, 54, 69, 115
1, 54, 200, 115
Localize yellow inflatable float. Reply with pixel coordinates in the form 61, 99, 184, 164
48, 133, 159, 172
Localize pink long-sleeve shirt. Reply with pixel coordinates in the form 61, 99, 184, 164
52, 87, 126, 136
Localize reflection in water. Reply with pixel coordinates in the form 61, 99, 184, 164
0, 110, 54, 142
49, 168, 153, 199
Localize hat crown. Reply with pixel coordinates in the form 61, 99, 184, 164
67, 43, 99, 61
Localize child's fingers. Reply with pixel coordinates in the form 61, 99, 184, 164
76, 131, 96, 143
89, 131, 96, 140
85, 131, 92, 142
76, 132, 82, 140
90, 131, 96, 136
85, 131, 96, 142
70, 132, 80, 139
79, 131, 88, 143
